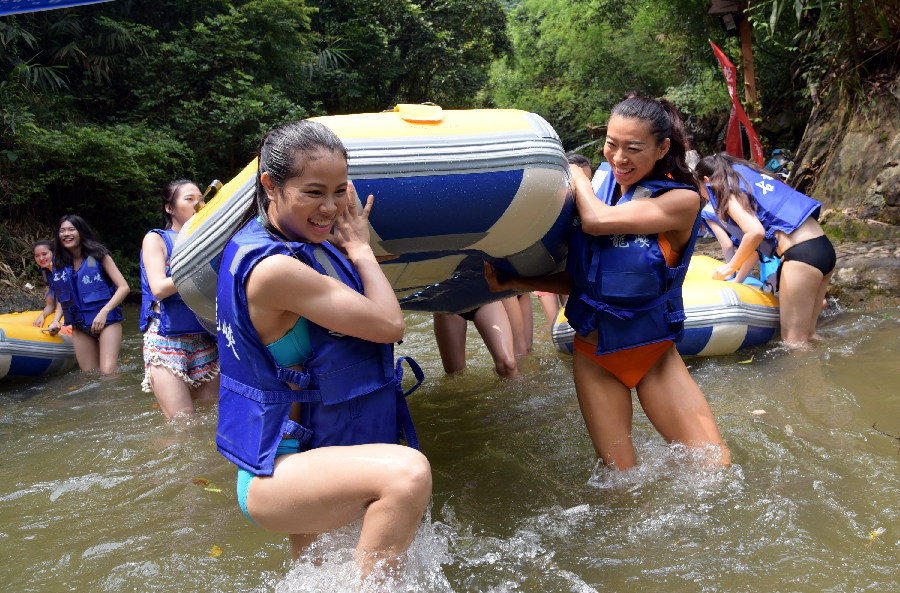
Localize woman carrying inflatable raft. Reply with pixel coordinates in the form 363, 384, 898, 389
215, 120, 430, 581
487, 96, 730, 471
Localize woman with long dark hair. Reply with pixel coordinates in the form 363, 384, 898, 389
51, 215, 130, 373
695, 152, 834, 348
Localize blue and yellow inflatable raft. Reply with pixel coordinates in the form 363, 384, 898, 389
552, 255, 781, 356
0, 311, 75, 380
170, 105, 572, 331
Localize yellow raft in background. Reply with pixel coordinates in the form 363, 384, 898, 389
0, 311, 75, 380
552, 255, 780, 357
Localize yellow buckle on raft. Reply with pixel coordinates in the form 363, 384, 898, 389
393, 103, 444, 123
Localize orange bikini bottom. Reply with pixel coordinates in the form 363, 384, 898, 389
573, 336, 674, 389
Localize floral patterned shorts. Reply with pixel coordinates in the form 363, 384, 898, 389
141, 317, 219, 392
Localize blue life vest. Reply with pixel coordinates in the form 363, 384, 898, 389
566, 165, 701, 354
699, 203, 738, 241
216, 218, 423, 476
39, 268, 57, 303
139, 229, 208, 336
48, 267, 75, 326
50, 256, 123, 329
705, 164, 821, 257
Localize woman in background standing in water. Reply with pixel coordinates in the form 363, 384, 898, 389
51, 215, 129, 374
695, 152, 834, 348
31, 240, 64, 334
140, 180, 219, 418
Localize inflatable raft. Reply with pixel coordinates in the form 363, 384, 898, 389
0, 311, 75, 380
170, 105, 572, 332
551, 255, 780, 356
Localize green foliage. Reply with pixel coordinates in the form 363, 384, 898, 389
665, 67, 731, 120
304, 0, 510, 111
9, 122, 188, 285
747, 0, 900, 101
0, 0, 514, 288
483, 0, 719, 148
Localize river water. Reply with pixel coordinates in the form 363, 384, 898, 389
1, 301, 897, 592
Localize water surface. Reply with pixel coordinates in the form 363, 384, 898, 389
1, 302, 897, 592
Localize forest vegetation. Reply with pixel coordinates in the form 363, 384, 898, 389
1, 0, 897, 298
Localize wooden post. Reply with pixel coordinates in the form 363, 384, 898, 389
739, 1, 759, 119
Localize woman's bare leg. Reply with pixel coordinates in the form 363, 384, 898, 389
247, 444, 432, 577
148, 365, 195, 417
72, 329, 100, 371
636, 346, 730, 466
809, 270, 833, 341
432, 313, 468, 374
473, 301, 518, 378
537, 294, 560, 329
97, 322, 122, 374
778, 260, 826, 348
573, 351, 637, 469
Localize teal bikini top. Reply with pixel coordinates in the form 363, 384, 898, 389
265, 317, 312, 368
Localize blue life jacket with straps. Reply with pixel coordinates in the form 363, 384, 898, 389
216, 218, 423, 476
50, 255, 123, 329
566, 163, 701, 354
706, 164, 821, 258
139, 229, 208, 336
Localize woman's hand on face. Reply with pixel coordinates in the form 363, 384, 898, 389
330, 181, 375, 258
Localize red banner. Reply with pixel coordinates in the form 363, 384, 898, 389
709, 41, 765, 165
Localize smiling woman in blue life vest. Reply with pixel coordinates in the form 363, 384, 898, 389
215, 120, 431, 583
486, 96, 730, 471
695, 153, 835, 349
31, 239, 64, 334
139, 180, 219, 418
50, 215, 130, 374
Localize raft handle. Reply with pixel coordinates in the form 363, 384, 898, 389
393, 103, 443, 124
197, 179, 223, 212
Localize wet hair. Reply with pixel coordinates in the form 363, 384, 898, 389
161, 179, 197, 229
566, 153, 592, 169
695, 152, 772, 222
609, 96, 698, 188
238, 119, 349, 235
52, 214, 110, 269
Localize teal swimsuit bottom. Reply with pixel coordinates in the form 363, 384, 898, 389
236, 438, 301, 524
236, 317, 312, 524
